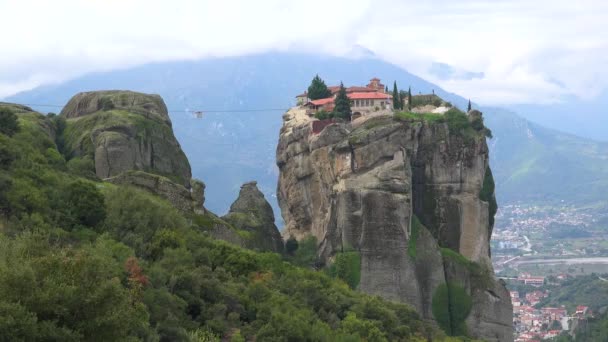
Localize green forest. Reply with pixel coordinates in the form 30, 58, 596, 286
0, 105, 477, 341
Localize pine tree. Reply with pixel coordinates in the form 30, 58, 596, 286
467, 99, 472, 112
385, 85, 388, 93
392, 81, 400, 110
333, 82, 352, 121
307, 74, 332, 100
408, 86, 412, 111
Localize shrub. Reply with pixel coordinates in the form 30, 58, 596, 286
315, 110, 333, 120
328, 250, 361, 289
58, 180, 106, 230
0, 108, 20, 137
432, 282, 472, 336
285, 236, 299, 255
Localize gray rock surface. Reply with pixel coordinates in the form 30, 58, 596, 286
276, 109, 513, 341
60, 91, 191, 187
221, 181, 284, 253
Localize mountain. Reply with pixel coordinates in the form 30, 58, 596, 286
508, 92, 608, 142
6, 52, 608, 220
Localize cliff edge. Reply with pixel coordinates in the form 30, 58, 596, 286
276, 108, 513, 341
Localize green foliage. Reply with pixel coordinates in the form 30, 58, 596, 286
333, 83, 352, 120
0, 107, 20, 137
467, 99, 472, 112
307, 74, 332, 100
287, 235, 318, 267
536, 274, 608, 313
285, 236, 298, 255
98, 96, 115, 111
0, 135, 17, 169
394, 111, 445, 123
444, 108, 469, 132
432, 282, 472, 337
479, 167, 497, 227
314, 109, 333, 120
408, 87, 412, 111
392, 81, 400, 110
409, 215, 422, 259
60, 180, 106, 230
328, 250, 361, 289
0, 234, 152, 341
574, 310, 608, 341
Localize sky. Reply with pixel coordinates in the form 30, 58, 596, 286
1, 0, 606, 105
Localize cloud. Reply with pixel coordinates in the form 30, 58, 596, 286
0, 0, 606, 105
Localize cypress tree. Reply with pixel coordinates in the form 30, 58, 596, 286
467, 99, 472, 112
307, 74, 332, 100
408, 86, 412, 111
333, 82, 352, 120
392, 81, 400, 110
385, 85, 389, 93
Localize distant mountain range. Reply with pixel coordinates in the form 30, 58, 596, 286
6, 52, 608, 222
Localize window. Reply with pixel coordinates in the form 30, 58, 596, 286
380, 101, 384, 107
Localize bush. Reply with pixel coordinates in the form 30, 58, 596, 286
315, 110, 333, 120
328, 250, 361, 289
60, 180, 106, 229
432, 282, 472, 336
0, 108, 20, 137
285, 236, 299, 255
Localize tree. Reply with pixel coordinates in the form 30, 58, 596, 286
392, 81, 400, 110
0, 108, 19, 137
467, 99, 472, 112
385, 85, 388, 93
333, 82, 351, 120
285, 236, 299, 255
408, 87, 412, 111
307, 75, 332, 100
62, 180, 106, 229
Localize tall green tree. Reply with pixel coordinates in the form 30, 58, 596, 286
385, 85, 388, 93
0, 108, 20, 137
467, 99, 472, 112
307, 75, 332, 100
392, 81, 400, 110
333, 82, 351, 120
408, 87, 412, 111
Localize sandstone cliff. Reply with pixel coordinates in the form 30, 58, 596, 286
276, 108, 513, 341
60, 90, 191, 187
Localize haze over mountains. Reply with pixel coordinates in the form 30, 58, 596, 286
6, 52, 608, 220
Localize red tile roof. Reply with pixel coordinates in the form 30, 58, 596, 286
309, 98, 335, 106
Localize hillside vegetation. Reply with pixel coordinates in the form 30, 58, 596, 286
0, 104, 473, 341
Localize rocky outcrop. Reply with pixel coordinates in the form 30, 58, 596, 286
276, 108, 512, 341
105, 171, 205, 214
60, 90, 191, 187
220, 182, 284, 253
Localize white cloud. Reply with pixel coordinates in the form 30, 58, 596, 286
0, 0, 606, 104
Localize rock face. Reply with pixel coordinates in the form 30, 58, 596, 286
60, 90, 191, 187
220, 182, 284, 253
276, 108, 513, 341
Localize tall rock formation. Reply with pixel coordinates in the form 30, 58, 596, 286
60, 90, 191, 187
220, 181, 284, 253
277, 108, 513, 341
